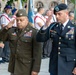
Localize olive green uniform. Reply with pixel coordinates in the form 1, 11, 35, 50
0, 24, 42, 75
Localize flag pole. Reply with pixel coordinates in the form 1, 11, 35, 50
62, 0, 67, 5
18, 0, 23, 9
28, 0, 34, 27
27, 0, 29, 14
65, 0, 67, 5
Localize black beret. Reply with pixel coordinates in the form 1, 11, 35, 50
54, 3, 68, 14
16, 9, 27, 17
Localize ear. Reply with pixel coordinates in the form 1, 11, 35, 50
66, 11, 69, 15
66, 11, 69, 19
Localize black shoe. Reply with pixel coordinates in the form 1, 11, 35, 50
0, 60, 5, 64
5, 60, 9, 62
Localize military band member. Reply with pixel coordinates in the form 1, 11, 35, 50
36, 3, 76, 75
0, 9, 42, 75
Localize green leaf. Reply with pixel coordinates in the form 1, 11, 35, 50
71, 0, 75, 4
5, 0, 27, 7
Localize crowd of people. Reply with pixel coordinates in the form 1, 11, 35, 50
0, 5, 18, 63
0, 2, 76, 75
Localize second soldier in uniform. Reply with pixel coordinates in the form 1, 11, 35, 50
36, 3, 76, 75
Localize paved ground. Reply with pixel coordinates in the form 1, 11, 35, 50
0, 58, 50, 75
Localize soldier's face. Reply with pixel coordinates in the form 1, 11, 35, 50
55, 10, 69, 24
16, 16, 28, 29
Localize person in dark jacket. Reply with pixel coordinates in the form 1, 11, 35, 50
36, 3, 76, 75
0, 9, 42, 75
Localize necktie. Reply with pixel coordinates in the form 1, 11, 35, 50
59, 24, 63, 33
18, 29, 22, 35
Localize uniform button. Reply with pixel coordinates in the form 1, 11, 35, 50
27, 28, 29, 30
74, 59, 76, 61
17, 45, 19, 46
59, 42, 61, 44
71, 36, 73, 39
29, 61, 31, 63
59, 37, 61, 39
69, 38, 71, 40
17, 49, 19, 51
58, 52, 60, 54
26, 40, 27, 42
58, 47, 60, 50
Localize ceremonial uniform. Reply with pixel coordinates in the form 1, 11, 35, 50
36, 3, 76, 75
0, 9, 42, 75
0, 24, 42, 75
36, 20, 76, 75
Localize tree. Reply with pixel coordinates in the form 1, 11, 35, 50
4, 0, 27, 6
71, 0, 75, 3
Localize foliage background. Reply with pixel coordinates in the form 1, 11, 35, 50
2, 0, 27, 5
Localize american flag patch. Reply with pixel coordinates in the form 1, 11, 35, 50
12, 32, 17, 36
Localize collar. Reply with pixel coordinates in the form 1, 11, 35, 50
63, 19, 69, 27
3, 13, 8, 17
36, 13, 43, 17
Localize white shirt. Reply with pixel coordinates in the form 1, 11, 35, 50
51, 14, 57, 23
63, 19, 69, 30
34, 13, 46, 30
12, 15, 17, 27
0, 13, 11, 29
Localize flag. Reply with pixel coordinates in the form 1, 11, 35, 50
62, 0, 67, 5
18, 0, 23, 9
28, 0, 34, 27
65, 0, 67, 5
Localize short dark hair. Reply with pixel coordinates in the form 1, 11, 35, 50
69, 11, 74, 16
37, 7, 44, 12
